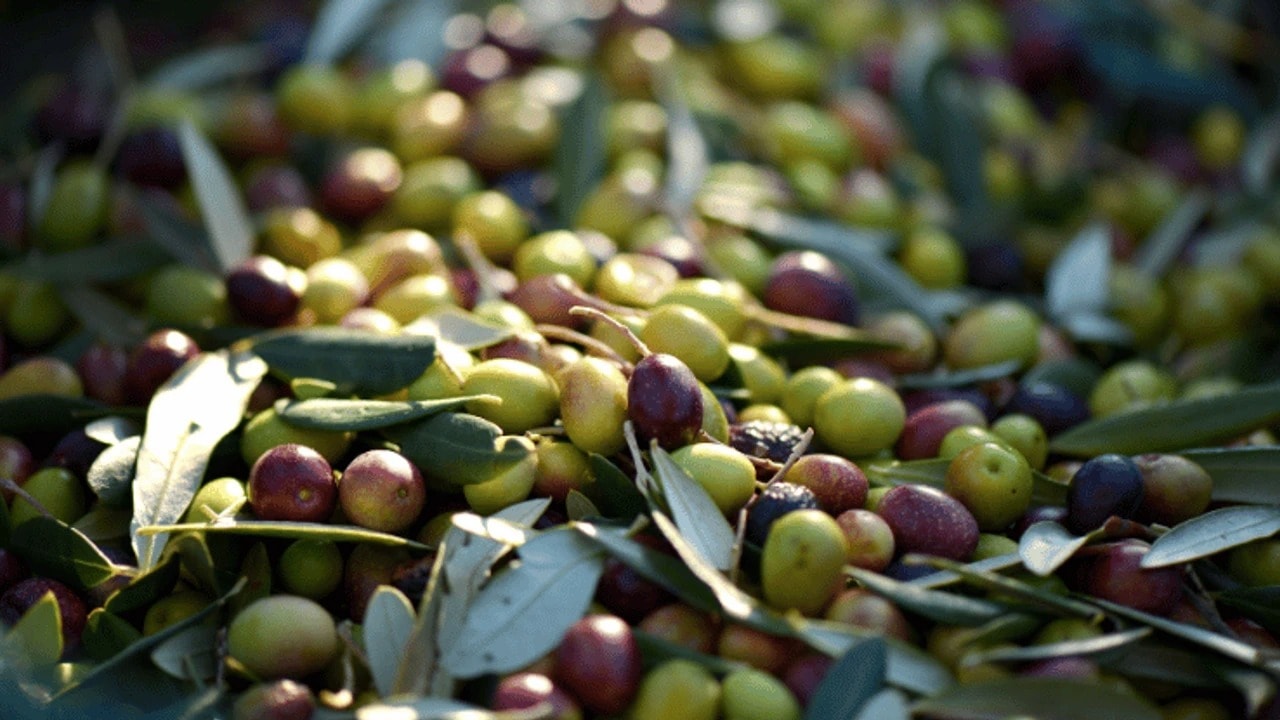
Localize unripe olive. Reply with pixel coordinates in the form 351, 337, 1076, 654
146, 265, 230, 329
593, 253, 679, 309
812, 377, 905, 458
639, 304, 731, 382
231, 679, 316, 720
6, 280, 70, 347
9, 466, 86, 527
722, 35, 822, 100
761, 509, 848, 616
463, 358, 559, 434
407, 342, 474, 401
669, 443, 757, 516
392, 91, 469, 161
533, 439, 593, 503
463, 438, 537, 514
275, 65, 355, 135
938, 425, 1011, 460
900, 227, 967, 289
944, 442, 1034, 531
260, 207, 342, 268
302, 258, 370, 325
374, 273, 458, 324
240, 407, 353, 466
655, 278, 750, 340
227, 595, 338, 679
513, 230, 596, 289
729, 344, 787, 406
453, 190, 528, 265
1132, 453, 1212, 526
556, 357, 628, 456
1227, 538, 1280, 587
629, 659, 720, 720
37, 161, 109, 252
781, 366, 842, 430
0, 356, 83, 400
185, 477, 247, 522
391, 156, 481, 231
1088, 360, 1176, 419
721, 667, 802, 720
143, 590, 213, 636
699, 383, 731, 444
990, 413, 1048, 470
944, 300, 1041, 370
279, 539, 343, 600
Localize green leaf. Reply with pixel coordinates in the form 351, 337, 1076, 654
178, 120, 253, 273
150, 625, 218, 681
969, 627, 1151, 665
650, 445, 735, 571
277, 396, 491, 432
0, 394, 107, 435
443, 528, 605, 678
166, 531, 237, 597
659, 67, 709, 220
27, 142, 61, 227
1049, 380, 1280, 456
758, 335, 897, 365
385, 412, 532, 486
575, 523, 719, 614
1133, 189, 1210, 279
898, 360, 1024, 390
136, 519, 430, 550
1081, 39, 1256, 119
428, 307, 515, 351
582, 454, 648, 520
854, 689, 910, 720
804, 638, 886, 720
1, 591, 62, 667
633, 627, 746, 675
846, 567, 1007, 626
230, 541, 272, 619
1143, 506, 1280, 569
1217, 586, 1280, 637
83, 416, 141, 445
146, 43, 268, 90
132, 190, 219, 273
1181, 447, 1280, 504
1, 238, 170, 284
552, 70, 607, 226
86, 435, 140, 508
104, 555, 181, 615
251, 326, 435, 396
909, 555, 1100, 619
82, 608, 143, 662
908, 552, 1024, 590
788, 618, 954, 696
10, 517, 118, 593
54, 578, 244, 701
911, 677, 1161, 720
565, 490, 600, 521
304, 0, 399, 65
1092, 597, 1263, 668
130, 350, 268, 570
1045, 222, 1112, 323
365, 0, 456, 65
1243, 113, 1280, 196
1018, 521, 1095, 577
364, 586, 416, 697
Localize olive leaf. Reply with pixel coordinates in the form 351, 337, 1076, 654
575, 523, 719, 615
845, 567, 1007, 626
1181, 446, 1280, 504
1243, 112, 1280, 196
1045, 222, 1112, 323
1133, 189, 1210, 279
0, 591, 63, 668
582, 454, 648, 520
1049, 380, 1280, 456
59, 285, 148, 353
565, 490, 600, 521
968, 627, 1152, 665
145, 43, 268, 90
364, 586, 416, 697
386, 412, 532, 487
1018, 520, 1096, 577
552, 70, 607, 226
27, 142, 62, 226
130, 349, 268, 571
304, 0, 399, 65
277, 395, 493, 432
633, 628, 747, 675
908, 552, 1024, 589
1, 238, 169, 284
178, 120, 253, 273
428, 307, 515, 351
804, 638, 886, 720
1217, 586, 1280, 637
442, 528, 605, 678
73, 506, 132, 542
10, 516, 119, 593
1092, 597, 1263, 668
0, 394, 108, 435
912, 677, 1162, 720
86, 435, 140, 507
83, 416, 140, 445
132, 189, 219, 274
649, 445, 735, 571
365, 0, 456, 65
908, 555, 1100, 620
104, 555, 181, 615
854, 689, 910, 720
787, 617, 953, 696
82, 608, 142, 662
1081, 39, 1256, 118
1142, 506, 1280, 569
136, 519, 430, 550
251, 327, 436, 397
150, 625, 218, 682
658, 66, 709, 222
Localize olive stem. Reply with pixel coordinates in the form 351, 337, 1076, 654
0, 477, 55, 520
534, 324, 634, 369
623, 421, 659, 501
569, 306, 652, 358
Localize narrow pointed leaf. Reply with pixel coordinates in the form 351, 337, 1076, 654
970, 627, 1151, 664
2, 238, 169, 283
0, 394, 108, 435
576, 523, 719, 614
73, 505, 132, 542
910, 555, 1100, 619
633, 628, 747, 675
1180, 447, 1280, 504
86, 435, 140, 507
1092, 597, 1263, 668
428, 308, 515, 350
1049, 380, 1280, 456
251, 327, 435, 396
899, 360, 1024, 390
789, 618, 953, 696
385, 412, 532, 486
583, 454, 648, 520
27, 142, 62, 225
366, 0, 456, 65
1134, 189, 1210, 279
133, 190, 218, 273
1243, 113, 1280, 195
1217, 586, 1280, 637
552, 71, 607, 225
908, 552, 1024, 589
277, 395, 493, 432
1046, 222, 1111, 321
1143, 506, 1280, 568
58, 285, 148, 348
179, 120, 253, 272
364, 586, 416, 697
443, 529, 605, 678
82, 608, 142, 662
83, 416, 140, 445
146, 43, 268, 89
912, 677, 1161, 720
1019, 521, 1095, 577
136, 519, 430, 550
846, 567, 1006, 626
0, 592, 62, 667
650, 445, 735, 570
10, 516, 118, 593
855, 689, 910, 720
804, 638, 886, 720
130, 350, 269, 570
150, 625, 218, 681
304, 0, 398, 65
104, 555, 181, 615
659, 69, 708, 219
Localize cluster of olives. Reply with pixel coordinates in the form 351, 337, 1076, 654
2, 0, 1280, 718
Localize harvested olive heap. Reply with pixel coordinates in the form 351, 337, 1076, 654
3, 0, 1280, 718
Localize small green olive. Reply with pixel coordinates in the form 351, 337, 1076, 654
812, 378, 905, 458
781, 366, 843, 430
557, 357, 629, 456
639, 305, 731, 383
227, 595, 338, 679
669, 442, 757, 516
944, 442, 1034, 531
463, 358, 559, 434
761, 509, 848, 616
